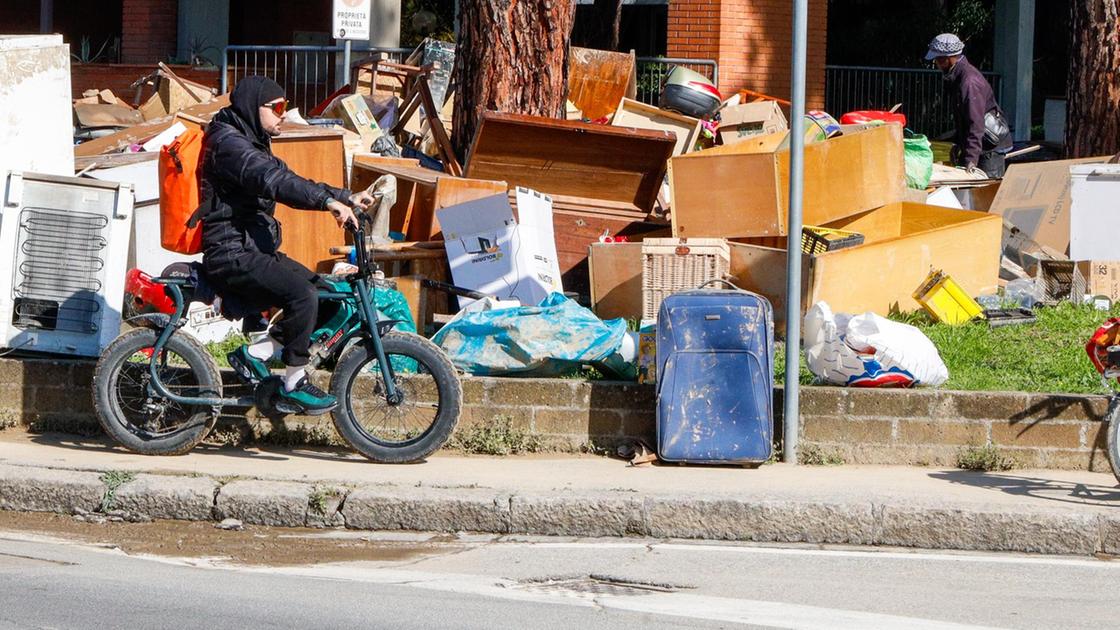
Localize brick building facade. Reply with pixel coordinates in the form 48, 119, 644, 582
120, 0, 178, 64
667, 0, 828, 108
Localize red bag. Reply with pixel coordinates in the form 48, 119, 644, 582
158, 128, 205, 254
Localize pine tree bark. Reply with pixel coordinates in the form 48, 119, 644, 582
1066, 0, 1120, 158
452, 0, 576, 158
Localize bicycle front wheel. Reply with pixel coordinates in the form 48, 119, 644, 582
329, 332, 462, 463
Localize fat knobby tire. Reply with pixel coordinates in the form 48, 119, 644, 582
330, 332, 462, 463
92, 328, 221, 456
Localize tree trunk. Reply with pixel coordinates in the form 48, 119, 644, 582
1066, 0, 1120, 158
452, 0, 576, 158
591, 0, 623, 51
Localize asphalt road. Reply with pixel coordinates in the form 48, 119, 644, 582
0, 516, 1116, 629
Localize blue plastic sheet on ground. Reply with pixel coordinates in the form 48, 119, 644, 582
431, 293, 629, 377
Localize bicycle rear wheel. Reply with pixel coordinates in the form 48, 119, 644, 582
329, 332, 462, 463
92, 328, 221, 455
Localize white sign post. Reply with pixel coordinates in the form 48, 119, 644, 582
332, 0, 372, 87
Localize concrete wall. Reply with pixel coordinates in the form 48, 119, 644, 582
1, 358, 1110, 471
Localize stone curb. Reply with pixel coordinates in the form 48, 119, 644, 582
0, 463, 1111, 557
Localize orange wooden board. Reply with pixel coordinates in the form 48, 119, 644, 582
272, 128, 348, 273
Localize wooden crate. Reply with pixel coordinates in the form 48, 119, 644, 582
351, 156, 507, 241
611, 98, 702, 157
465, 111, 675, 214
669, 123, 906, 239
727, 203, 1001, 332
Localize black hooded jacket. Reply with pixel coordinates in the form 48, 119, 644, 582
199, 76, 350, 260
946, 56, 1004, 167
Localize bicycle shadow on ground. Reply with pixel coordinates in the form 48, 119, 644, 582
928, 469, 1120, 508
23, 429, 364, 465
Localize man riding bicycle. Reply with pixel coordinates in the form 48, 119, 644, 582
198, 76, 372, 414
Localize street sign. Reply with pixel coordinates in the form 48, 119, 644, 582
333, 0, 371, 41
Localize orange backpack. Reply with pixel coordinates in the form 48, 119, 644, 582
158, 128, 205, 254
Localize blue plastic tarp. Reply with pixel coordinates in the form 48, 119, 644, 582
431, 293, 628, 377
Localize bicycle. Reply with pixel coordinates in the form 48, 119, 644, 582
1087, 317, 1120, 482
92, 209, 462, 463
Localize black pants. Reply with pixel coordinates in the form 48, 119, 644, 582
204, 249, 318, 367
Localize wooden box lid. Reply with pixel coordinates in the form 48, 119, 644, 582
465, 111, 675, 213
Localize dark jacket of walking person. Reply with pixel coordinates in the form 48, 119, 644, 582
198, 75, 369, 413
925, 33, 1012, 178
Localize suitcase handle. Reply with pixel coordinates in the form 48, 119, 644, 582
698, 278, 742, 291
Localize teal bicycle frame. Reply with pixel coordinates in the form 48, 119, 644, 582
143, 216, 401, 408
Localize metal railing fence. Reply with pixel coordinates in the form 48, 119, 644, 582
222, 45, 411, 114
825, 65, 1002, 137
223, 46, 718, 116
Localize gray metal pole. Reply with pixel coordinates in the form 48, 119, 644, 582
782, 0, 809, 464
343, 40, 352, 89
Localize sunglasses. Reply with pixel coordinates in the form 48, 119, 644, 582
265, 99, 288, 117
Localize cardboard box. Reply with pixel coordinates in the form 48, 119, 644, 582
670, 123, 906, 239
611, 98, 702, 157
728, 203, 1001, 331
1080, 261, 1120, 301
1069, 164, 1120, 261
988, 157, 1108, 255
335, 94, 384, 150
717, 101, 788, 145
437, 192, 561, 307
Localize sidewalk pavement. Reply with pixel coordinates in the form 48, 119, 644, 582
2, 430, 1119, 556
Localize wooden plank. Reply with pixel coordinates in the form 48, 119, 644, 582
589, 242, 645, 321
568, 47, 637, 121
465, 111, 674, 213
611, 98, 702, 157
727, 241, 810, 335
393, 275, 428, 332
271, 133, 348, 273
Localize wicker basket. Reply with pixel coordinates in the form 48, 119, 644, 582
641, 238, 731, 320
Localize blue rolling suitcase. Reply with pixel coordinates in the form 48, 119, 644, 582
655, 281, 775, 464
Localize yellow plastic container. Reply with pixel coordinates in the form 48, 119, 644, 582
913, 269, 984, 325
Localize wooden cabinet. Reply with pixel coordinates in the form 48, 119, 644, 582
271, 126, 348, 273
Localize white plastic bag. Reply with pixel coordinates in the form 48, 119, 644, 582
803, 302, 949, 387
